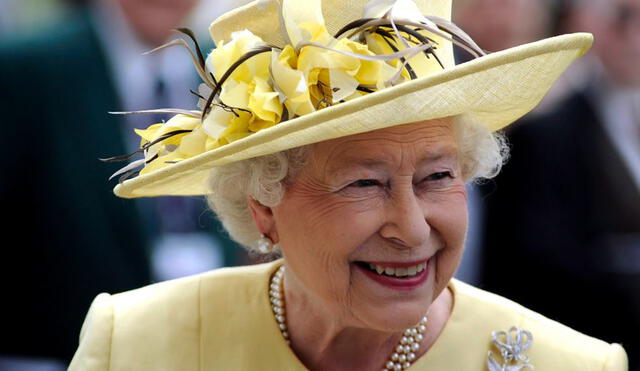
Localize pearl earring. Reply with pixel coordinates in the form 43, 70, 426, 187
256, 234, 274, 254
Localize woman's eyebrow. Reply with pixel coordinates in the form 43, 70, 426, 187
327, 158, 391, 178
327, 148, 458, 177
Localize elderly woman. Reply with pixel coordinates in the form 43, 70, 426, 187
70, 0, 628, 370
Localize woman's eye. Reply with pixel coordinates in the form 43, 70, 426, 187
350, 179, 381, 188
425, 171, 453, 181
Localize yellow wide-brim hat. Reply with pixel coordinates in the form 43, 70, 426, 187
111, 0, 592, 198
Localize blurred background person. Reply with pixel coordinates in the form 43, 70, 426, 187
479, 0, 640, 369
0, 0, 249, 368
454, 0, 552, 53
451, 0, 554, 285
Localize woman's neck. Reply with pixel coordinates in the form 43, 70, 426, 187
282, 271, 454, 371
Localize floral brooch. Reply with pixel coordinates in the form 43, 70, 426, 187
487, 327, 534, 371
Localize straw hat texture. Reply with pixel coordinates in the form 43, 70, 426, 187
110, 0, 593, 198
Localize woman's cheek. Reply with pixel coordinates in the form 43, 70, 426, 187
429, 184, 468, 287
419, 181, 468, 202
434, 244, 464, 293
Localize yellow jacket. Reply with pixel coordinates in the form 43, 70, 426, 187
69, 259, 628, 370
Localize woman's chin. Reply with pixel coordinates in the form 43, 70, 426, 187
349, 260, 435, 330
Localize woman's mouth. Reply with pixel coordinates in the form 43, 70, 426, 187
364, 262, 427, 278
354, 260, 430, 291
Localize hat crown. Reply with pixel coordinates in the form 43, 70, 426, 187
109, 0, 593, 198
210, 0, 453, 67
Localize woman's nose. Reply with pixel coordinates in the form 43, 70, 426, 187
378, 184, 430, 248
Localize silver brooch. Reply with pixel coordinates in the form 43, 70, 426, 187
487, 326, 534, 371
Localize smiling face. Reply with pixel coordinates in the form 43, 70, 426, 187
270, 118, 468, 331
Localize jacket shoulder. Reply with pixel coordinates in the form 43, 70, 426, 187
69, 261, 279, 371
68, 293, 114, 371
109, 261, 274, 309
452, 280, 628, 371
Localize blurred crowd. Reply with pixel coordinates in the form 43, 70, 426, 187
0, 0, 638, 370
455, 0, 640, 369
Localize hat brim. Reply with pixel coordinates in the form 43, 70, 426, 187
114, 32, 592, 198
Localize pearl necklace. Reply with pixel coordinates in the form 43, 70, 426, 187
269, 265, 428, 370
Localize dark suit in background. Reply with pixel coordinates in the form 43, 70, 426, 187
0, 7, 242, 364
481, 87, 640, 369
0, 10, 151, 362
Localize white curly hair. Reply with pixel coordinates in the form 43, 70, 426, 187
206, 116, 509, 252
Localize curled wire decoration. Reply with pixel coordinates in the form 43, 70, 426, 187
487, 327, 535, 371
102, 0, 486, 184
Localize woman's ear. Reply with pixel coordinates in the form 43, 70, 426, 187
247, 197, 279, 242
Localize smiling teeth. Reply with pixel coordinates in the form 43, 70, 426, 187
367, 262, 427, 277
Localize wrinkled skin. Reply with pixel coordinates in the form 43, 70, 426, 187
249, 118, 467, 369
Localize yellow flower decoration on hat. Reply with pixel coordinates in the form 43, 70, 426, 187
103, 0, 484, 183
